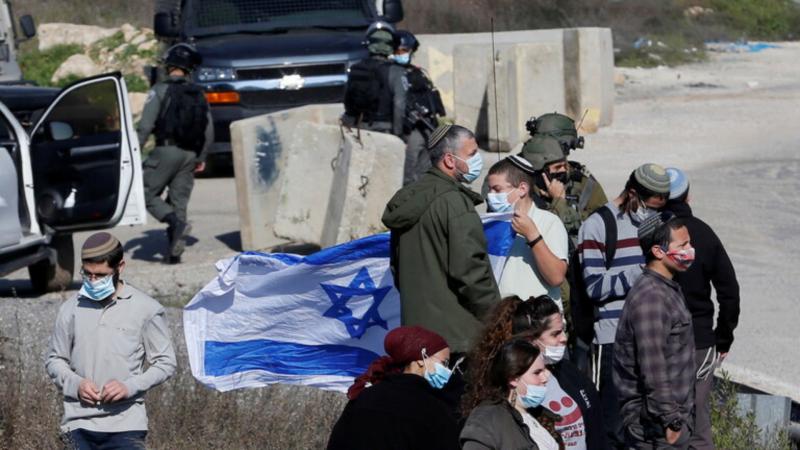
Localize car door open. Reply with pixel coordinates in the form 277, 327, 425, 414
28, 73, 144, 231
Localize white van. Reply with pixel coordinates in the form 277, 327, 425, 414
0, 73, 146, 292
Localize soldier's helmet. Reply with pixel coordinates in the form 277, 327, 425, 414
394, 30, 419, 52
163, 43, 202, 72
525, 112, 584, 153
519, 135, 566, 171
364, 21, 395, 56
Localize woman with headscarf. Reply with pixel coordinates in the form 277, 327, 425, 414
463, 295, 607, 449
326, 325, 461, 450
460, 339, 562, 450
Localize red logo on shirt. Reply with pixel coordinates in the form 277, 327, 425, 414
549, 396, 583, 426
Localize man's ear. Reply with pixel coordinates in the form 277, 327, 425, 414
651, 245, 666, 260
116, 260, 126, 275
518, 181, 530, 198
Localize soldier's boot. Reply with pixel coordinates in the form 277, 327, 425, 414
163, 213, 191, 263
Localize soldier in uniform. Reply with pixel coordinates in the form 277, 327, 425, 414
342, 22, 407, 138
391, 30, 447, 185
519, 114, 607, 375
137, 44, 214, 264
520, 113, 607, 247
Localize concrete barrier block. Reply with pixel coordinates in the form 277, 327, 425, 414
736, 393, 791, 441
321, 129, 404, 247
490, 42, 566, 151
230, 104, 343, 250
563, 28, 615, 129
273, 121, 343, 244
416, 29, 565, 118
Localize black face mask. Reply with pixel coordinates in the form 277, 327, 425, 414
547, 171, 568, 184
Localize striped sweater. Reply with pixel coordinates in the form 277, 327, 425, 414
577, 201, 644, 344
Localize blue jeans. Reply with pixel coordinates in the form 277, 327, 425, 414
64, 429, 147, 450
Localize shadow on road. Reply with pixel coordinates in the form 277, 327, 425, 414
215, 231, 242, 252
0, 279, 81, 298
124, 230, 200, 262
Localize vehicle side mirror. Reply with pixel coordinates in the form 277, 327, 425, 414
19, 15, 36, 40
382, 0, 404, 23
154, 12, 179, 38
49, 122, 74, 141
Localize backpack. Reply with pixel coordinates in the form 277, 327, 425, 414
155, 81, 209, 153
568, 205, 617, 346
344, 58, 391, 123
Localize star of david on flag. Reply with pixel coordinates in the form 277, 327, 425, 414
184, 213, 514, 393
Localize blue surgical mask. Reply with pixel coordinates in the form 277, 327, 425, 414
518, 381, 548, 408
486, 189, 517, 212
423, 361, 452, 389
455, 152, 483, 183
394, 53, 411, 65
79, 275, 116, 301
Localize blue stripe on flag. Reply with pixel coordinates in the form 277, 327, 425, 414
240, 234, 391, 267
204, 339, 380, 377
483, 220, 515, 256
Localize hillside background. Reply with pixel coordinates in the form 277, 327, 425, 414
15, 0, 800, 51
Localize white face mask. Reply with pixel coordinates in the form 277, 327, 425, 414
630, 198, 657, 223
543, 345, 566, 364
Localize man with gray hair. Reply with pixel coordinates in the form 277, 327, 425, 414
382, 124, 500, 354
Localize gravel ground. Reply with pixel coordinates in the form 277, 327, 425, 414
1, 40, 799, 446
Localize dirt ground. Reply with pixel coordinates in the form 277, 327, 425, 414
1, 41, 798, 408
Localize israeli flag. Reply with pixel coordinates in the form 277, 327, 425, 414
184, 213, 515, 392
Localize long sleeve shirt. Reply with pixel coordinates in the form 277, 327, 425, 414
613, 270, 695, 431
667, 202, 740, 352
45, 282, 177, 432
577, 201, 644, 344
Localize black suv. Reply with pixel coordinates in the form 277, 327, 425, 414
154, 0, 404, 171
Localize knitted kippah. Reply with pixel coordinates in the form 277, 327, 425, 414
427, 124, 453, 149
634, 163, 670, 194
666, 167, 690, 200
81, 232, 121, 259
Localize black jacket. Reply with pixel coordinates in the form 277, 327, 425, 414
666, 201, 741, 352
548, 359, 609, 450
326, 374, 460, 450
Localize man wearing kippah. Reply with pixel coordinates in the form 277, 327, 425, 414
382, 124, 500, 355
45, 232, 176, 449
663, 168, 740, 450
613, 212, 696, 449
575, 163, 671, 448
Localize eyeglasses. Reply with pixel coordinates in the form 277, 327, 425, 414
80, 268, 114, 281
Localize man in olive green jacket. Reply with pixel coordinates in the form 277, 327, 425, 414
382, 125, 500, 353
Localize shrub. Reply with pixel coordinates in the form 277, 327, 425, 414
18, 44, 84, 87
711, 370, 795, 450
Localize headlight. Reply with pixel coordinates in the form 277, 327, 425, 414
196, 67, 237, 82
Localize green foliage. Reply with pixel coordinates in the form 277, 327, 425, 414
710, 371, 795, 450
124, 74, 150, 93
18, 44, 84, 86
708, 0, 800, 40
616, 33, 707, 68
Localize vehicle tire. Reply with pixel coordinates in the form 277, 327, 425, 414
28, 234, 74, 294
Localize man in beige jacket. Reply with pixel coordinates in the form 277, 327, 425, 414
45, 232, 176, 449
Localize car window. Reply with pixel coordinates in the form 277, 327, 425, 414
32, 79, 121, 145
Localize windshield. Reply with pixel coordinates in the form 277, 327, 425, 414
185, 0, 375, 36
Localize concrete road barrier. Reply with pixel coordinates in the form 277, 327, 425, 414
563, 28, 615, 131
230, 104, 342, 250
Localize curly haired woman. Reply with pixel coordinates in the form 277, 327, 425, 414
460, 339, 562, 449
462, 295, 608, 450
